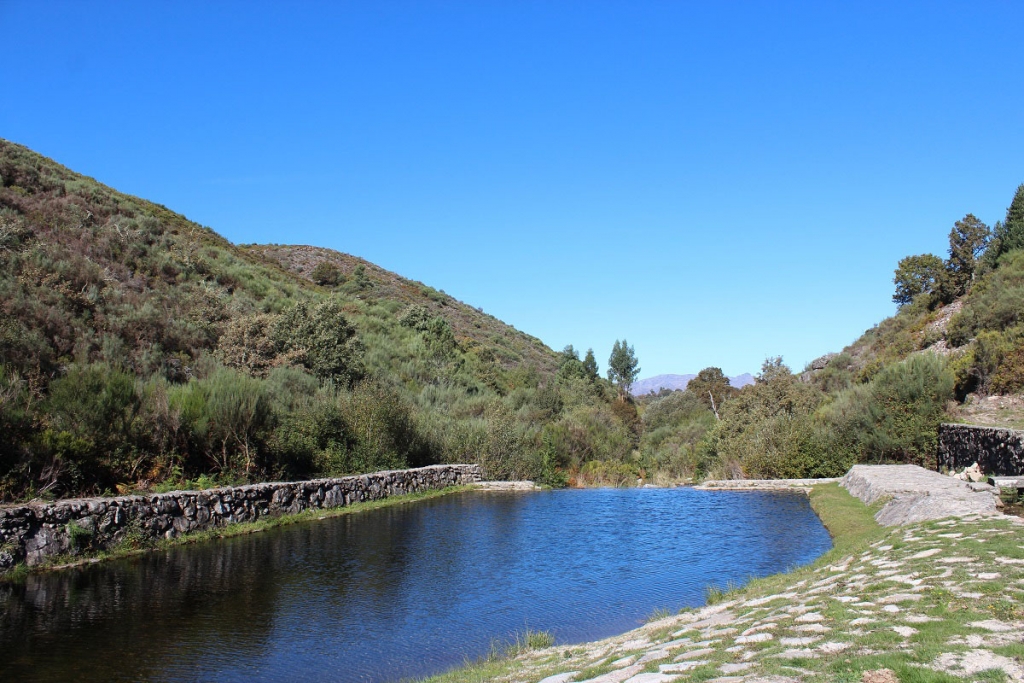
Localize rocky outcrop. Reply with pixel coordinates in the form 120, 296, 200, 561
840, 464, 997, 526
938, 423, 1024, 476
0, 464, 481, 570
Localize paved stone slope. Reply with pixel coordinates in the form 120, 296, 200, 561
840, 465, 998, 526
493, 515, 1024, 683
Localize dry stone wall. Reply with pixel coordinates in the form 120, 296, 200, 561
938, 423, 1024, 476
0, 464, 482, 570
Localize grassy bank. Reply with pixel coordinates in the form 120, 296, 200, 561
420, 484, 1024, 683
1, 485, 471, 584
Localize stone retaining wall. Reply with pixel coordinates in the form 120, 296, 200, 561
937, 423, 1024, 475
0, 464, 482, 570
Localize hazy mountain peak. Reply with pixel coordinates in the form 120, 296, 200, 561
631, 372, 754, 396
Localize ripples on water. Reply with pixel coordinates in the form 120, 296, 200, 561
0, 488, 831, 682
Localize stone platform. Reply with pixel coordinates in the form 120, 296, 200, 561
840, 464, 999, 526
696, 478, 841, 491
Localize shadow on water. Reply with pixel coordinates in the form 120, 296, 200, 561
0, 488, 832, 683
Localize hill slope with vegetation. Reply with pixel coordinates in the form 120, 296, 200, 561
2, 138, 1021, 499
634, 183, 1024, 481
0, 139, 643, 500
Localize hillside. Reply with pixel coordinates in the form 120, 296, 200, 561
0, 139, 635, 500
2, 138, 1021, 498
635, 184, 1024, 482
244, 244, 558, 375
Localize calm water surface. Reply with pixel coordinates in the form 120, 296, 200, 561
0, 488, 831, 682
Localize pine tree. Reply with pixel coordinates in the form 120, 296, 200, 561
582, 348, 599, 382
990, 183, 1024, 263
945, 214, 989, 298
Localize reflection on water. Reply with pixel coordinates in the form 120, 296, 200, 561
0, 488, 831, 682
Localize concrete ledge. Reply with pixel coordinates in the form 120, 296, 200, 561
840, 464, 998, 526
472, 481, 541, 491
695, 478, 841, 491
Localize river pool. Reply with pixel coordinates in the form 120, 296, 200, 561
0, 487, 831, 682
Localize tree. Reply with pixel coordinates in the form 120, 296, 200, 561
989, 183, 1024, 263
558, 345, 601, 385
582, 348, 600, 382
944, 214, 990, 298
310, 261, 343, 287
559, 345, 580, 365
556, 358, 588, 383
704, 357, 826, 479
398, 304, 432, 331
892, 254, 945, 306
275, 300, 364, 384
424, 316, 459, 365
685, 367, 737, 418
607, 340, 640, 399
217, 313, 281, 377
352, 263, 372, 289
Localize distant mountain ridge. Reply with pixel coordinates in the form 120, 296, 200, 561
631, 372, 755, 396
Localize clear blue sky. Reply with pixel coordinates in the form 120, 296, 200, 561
3, 1, 1022, 378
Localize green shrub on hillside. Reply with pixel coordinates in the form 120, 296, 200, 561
641, 391, 709, 432
310, 260, 343, 287
270, 397, 350, 478
476, 402, 529, 480
955, 327, 1024, 395
216, 313, 282, 377
41, 363, 142, 490
639, 390, 716, 479
948, 249, 1024, 346
399, 304, 432, 331
864, 353, 952, 464
275, 299, 364, 384
340, 380, 425, 472
169, 367, 274, 476
818, 353, 953, 468
0, 366, 34, 498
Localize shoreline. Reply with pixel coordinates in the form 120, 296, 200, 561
420, 482, 1024, 683
8, 472, 1023, 681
